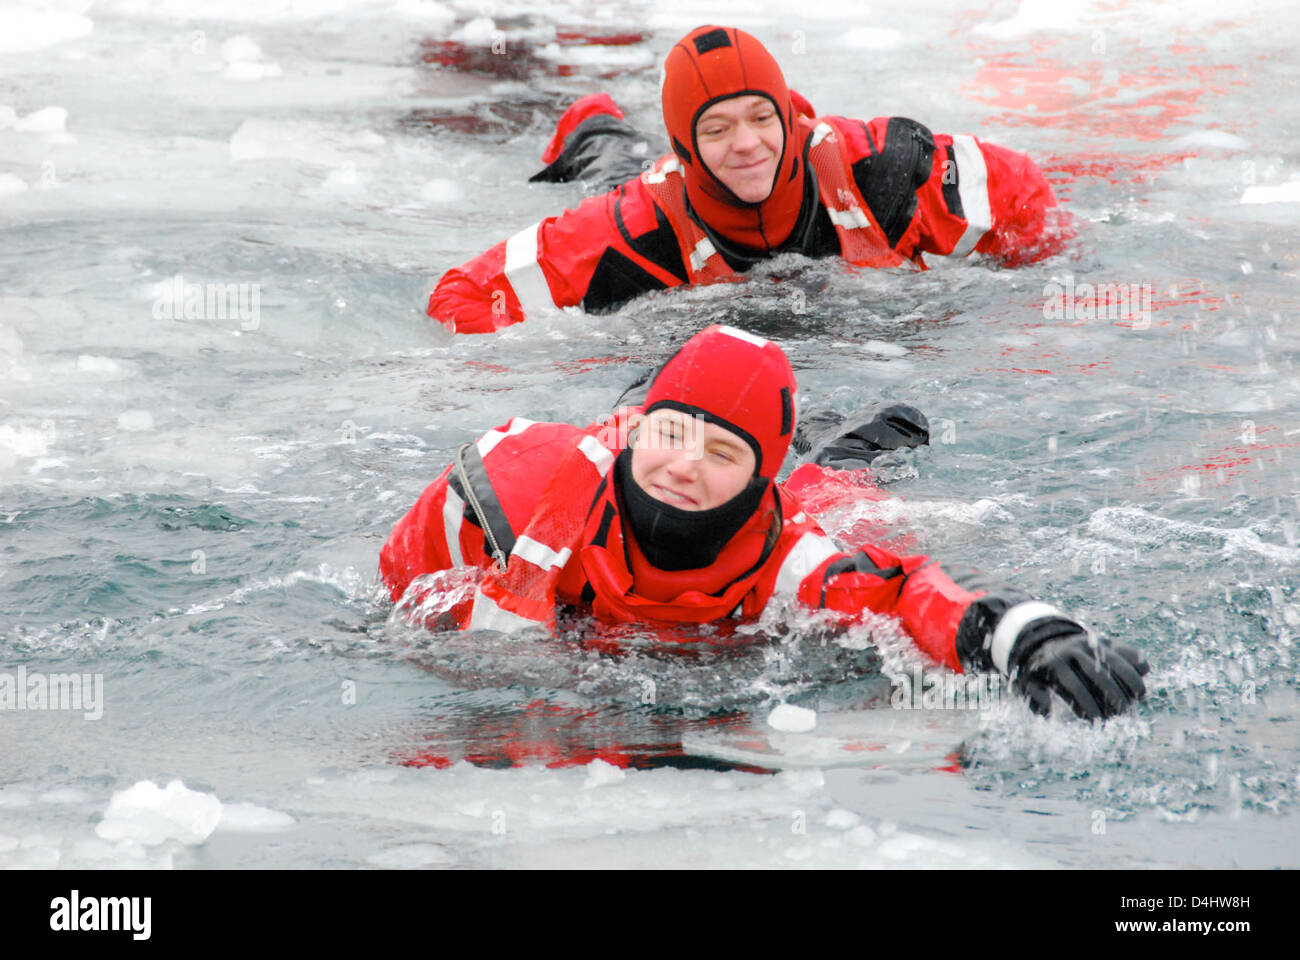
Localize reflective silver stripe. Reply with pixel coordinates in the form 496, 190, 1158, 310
810, 122, 833, 147
477, 417, 537, 458
774, 532, 841, 596
717, 325, 769, 348
443, 485, 466, 567
511, 535, 572, 572
468, 586, 541, 633
949, 134, 992, 257
990, 601, 1065, 676
827, 205, 871, 230
688, 236, 717, 273
578, 435, 613, 476
503, 222, 556, 318
644, 157, 681, 184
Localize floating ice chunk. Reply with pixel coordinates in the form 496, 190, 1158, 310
321, 166, 365, 193
225, 61, 282, 81
825, 808, 861, 829
975, 0, 1090, 36
1241, 179, 1300, 205
12, 106, 66, 133
1169, 130, 1249, 150
420, 178, 460, 204
768, 703, 817, 733
583, 759, 626, 788
95, 779, 223, 847
117, 410, 154, 432
0, 174, 28, 198
221, 35, 263, 62
216, 801, 295, 832
77, 354, 122, 375
393, 0, 455, 26
0, 327, 21, 357
843, 27, 902, 50
0, 6, 92, 55
456, 17, 497, 45
230, 119, 384, 169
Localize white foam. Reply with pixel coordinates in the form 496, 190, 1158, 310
95, 779, 223, 847
768, 703, 817, 733
1088, 506, 1300, 565
0, 5, 92, 55
0, 423, 49, 458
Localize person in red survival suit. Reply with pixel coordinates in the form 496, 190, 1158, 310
429, 24, 1070, 334
380, 325, 1145, 721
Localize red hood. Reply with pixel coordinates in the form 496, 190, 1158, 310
661, 25, 809, 252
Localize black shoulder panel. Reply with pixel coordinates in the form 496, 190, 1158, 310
581, 247, 670, 314
615, 196, 689, 284
941, 143, 963, 219
849, 116, 936, 248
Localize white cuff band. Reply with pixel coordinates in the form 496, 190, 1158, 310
990, 601, 1065, 675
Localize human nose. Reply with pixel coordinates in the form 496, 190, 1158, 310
730, 120, 761, 153
665, 450, 699, 481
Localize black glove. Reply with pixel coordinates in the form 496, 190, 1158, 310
1008, 616, 1149, 720
794, 402, 930, 470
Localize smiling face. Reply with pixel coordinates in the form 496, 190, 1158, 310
694, 94, 784, 204
629, 408, 757, 511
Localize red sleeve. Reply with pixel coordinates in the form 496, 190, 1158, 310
379, 418, 585, 599
783, 533, 980, 673
379, 461, 463, 601
837, 117, 1070, 268
427, 178, 688, 334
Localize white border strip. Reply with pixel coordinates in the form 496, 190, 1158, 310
774, 532, 841, 596
504, 222, 557, 319
442, 486, 466, 567
468, 586, 540, 633
477, 417, 537, 458
511, 535, 572, 571
578, 435, 614, 476
949, 134, 992, 257
990, 601, 1065, 675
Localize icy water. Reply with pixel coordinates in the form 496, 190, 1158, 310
2, 0, 1299, 868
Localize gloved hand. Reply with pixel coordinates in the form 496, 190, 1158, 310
794, 402, 930, 470
1003, 612, 1149, 720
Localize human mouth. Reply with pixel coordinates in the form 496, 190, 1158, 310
654, 484, 698, 507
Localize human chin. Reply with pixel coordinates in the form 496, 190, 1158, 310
725, 161, 775, 203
